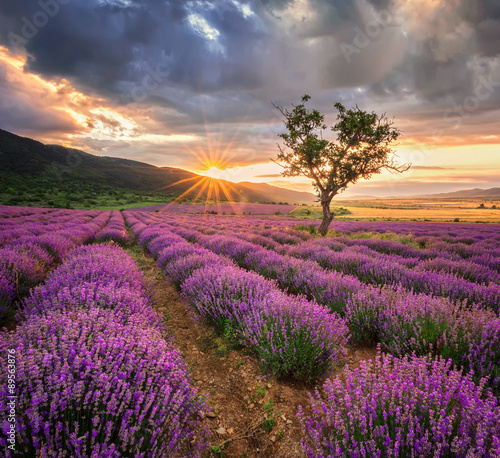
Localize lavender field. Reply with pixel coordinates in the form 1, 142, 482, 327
130, 202, 299, 215
1, 205, 499, 457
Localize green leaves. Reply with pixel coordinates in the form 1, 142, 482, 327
273, 95, 408, 234
274, 95, 408, 197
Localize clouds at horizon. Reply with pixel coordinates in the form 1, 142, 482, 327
0, 0, 499, 195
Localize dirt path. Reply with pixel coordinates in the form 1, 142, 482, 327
135, 249, 376, 457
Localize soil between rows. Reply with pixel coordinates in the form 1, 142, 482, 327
136, 249, 377, 457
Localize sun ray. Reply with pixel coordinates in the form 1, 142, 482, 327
192, 177, 211, 203
161, 175, 201, 189
205, 179, 214, 205
154, 96, 261, 208
156, 176, 210, 212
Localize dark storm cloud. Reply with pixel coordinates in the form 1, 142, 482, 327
0, 0, 388, 100
0, 1, 192, 95
365, 0, 500, 109
0, 0, 272, 100
473, 0, 500, 57
1, 0, 499, 165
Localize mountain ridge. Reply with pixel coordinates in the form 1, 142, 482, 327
0, 128, 316, 204
413, 188, 500, 199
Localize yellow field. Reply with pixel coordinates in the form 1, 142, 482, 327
290, 198, 500, 223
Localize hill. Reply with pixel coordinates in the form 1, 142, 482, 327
414, 188, 500, 199
0, 129, 316, 206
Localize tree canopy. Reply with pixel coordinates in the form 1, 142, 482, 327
273, 95, 410, 235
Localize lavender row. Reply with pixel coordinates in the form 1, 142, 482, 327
308, 233, 500, 275
147, 211, 500, 246
147, 211, 500, 247
346, 286, 500, 392
125, 216, 350, 383
1, 243, 206, 457
127, 213, 500, 456
145, 215, 500, 389
135, 215, 500, 392
165, 218, 500, 313
148, 217, 500, 314
285, 240, 500, 310
0, 205, 54, 219
95, 210, 131, 245
0, 207, 102, 246
129, 214, 360, 310
179, 221, 500, 286
179, 215, 500, 280
162, 212, 500, 271
132, 202, 298, 214
0, 211, 111, 320
299, 351, 500, 457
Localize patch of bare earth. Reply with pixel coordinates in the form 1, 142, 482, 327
137, 250, 377, 457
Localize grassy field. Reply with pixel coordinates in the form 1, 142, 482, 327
290, 198, 500, 223
0, 188, 175, 210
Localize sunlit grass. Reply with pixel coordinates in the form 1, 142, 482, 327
290, 200, 500, 223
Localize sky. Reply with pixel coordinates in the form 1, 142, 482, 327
0, 0, 499, 198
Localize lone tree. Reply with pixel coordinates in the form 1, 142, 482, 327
273, 95, 410, 235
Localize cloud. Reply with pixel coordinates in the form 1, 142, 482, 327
0, 48, 79, 138
0, 0, 499, 191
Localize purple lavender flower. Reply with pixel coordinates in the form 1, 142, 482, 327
181, 265, 349, 381
0, 308, 207, 457
299, 351, 500, 457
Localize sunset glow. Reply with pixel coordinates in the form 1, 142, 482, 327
0, 1, 499, 197
201, 166, 228, 180
3, 3, 500, 455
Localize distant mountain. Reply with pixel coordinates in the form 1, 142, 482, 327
341, 189, 500, 200
414, 188, 500, 199
0, 129, 316, 204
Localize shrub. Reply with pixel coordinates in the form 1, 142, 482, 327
180, 265, 276, 334
0, 248, 48, 300
156, 242, 202, 270
46, 244, 146, 292
163, 252, 233, 288
0, 275, 15, 318
345, 285, 500, 393
22, 281, 163, 332
299, 351, 500, 457
0, 308, 207, 457
249, 292, 349, 382
181, 265, 349, 381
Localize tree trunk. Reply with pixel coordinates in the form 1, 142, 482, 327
318, 198, 335, 236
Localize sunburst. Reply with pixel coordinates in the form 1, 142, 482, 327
153, 137, 243, 213
146, 97, 255, 213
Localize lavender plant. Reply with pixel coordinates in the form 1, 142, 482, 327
181, 265, 349, 381
46, 244, 147, 292
0, 308, 207, 457
249, 292, 349, 382
22, 281, 163, 331
180, 265, 276, 334
299, 352, 500, 457
163, 252, 234, 288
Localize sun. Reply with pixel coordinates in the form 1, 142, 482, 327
201, 166, 228, 180
153, 103, 249, 210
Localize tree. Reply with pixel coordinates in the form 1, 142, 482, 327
272, 95, 410, 235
